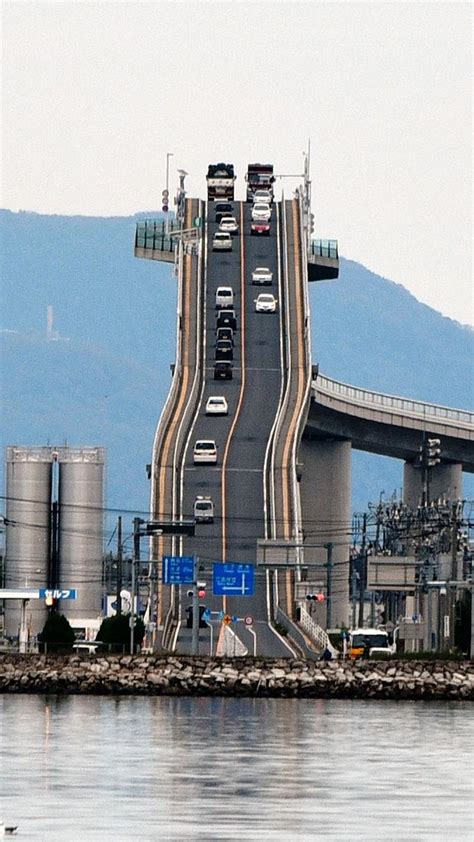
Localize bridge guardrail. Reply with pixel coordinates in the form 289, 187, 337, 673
135, 219, 181, 253
315, 374, 474, 429
310, 239, 338, 259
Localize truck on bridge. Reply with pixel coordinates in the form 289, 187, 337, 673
206, 163, 236, 201
245, 163, 275, 202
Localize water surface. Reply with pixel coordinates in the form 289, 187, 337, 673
0, 696, 472, 840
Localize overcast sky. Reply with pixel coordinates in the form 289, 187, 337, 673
2, 1, 472, 324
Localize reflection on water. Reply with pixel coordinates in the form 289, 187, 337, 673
0, 696, 472, 841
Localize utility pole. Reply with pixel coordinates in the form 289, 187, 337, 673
130, 517, 141, 654
325, 543, 333, 629
116, 516, 122, 616
191, 556, 199, 656
447, 503, 459, 649
358, 513, 367, 627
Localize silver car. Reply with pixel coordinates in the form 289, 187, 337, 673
213, 232, 232, 251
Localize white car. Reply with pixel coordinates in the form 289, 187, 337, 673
252, 266, 273, 285
215, 286, 234, 308
205, 396, 228, 416
193, 440, 218, 463
255, 293, 277, 313
219, 216, 239, 235
212, 232, 232, 251
251, 202, 271, 222
252, 189, 273, 205
194, 496, 214, 523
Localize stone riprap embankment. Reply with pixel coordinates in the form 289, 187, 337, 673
0, 655, 472, 699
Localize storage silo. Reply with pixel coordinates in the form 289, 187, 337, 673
58, 447, 105, 621
4, 447, 52, 637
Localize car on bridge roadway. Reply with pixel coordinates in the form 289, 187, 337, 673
212, 231, 232, 251
252, 266, 273, 285
216, 326, 234, 345
252, 189, 273, 205
215, 339, 233, 361
216, 309, 237, 331
193, 440, 218, 464
214, 202, 234, 223
255, 293, 277, 313
215, 286, 234, 308
194, 496, 214, 523
251, 220, 270, 236
251, 202, 271, 222
214, 361, 233, 380
219, 216, 239, 235
205, 396, 229, 416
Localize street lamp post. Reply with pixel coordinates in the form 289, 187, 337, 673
165, 152, 174, 235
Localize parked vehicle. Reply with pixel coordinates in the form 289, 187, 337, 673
205, 396, 228, 415
348, 628, 396, 659
215, 286, 234, 308
193, 440, 218, 464
216, 309, 237, 331
194, 495, 214, 523
252, 266, 273, 285
255, 293, 277, 313
207, 163, 236, 201
214, 361, 233, 380
212, 232, 232, 251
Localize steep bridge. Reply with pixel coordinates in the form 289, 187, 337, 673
135, 165, 473, 657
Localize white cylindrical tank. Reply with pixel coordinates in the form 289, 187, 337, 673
58, 448, 105, 621
4, 447, 52, 637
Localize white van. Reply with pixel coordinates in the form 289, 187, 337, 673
193, 440, 218, 464
215, 286, 234, 308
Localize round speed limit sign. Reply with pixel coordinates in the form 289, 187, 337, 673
244, 616, 254, 626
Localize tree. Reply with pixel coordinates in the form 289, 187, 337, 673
97, 614, 145, 652
455, 589, 472, 655
38, 611, 75, 653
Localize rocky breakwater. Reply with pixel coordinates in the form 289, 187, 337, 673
0, 655, 473, 699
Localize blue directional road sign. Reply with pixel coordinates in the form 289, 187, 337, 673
39, 589, 77, 600
162, 556, 195, 585
213, 563, 255, 597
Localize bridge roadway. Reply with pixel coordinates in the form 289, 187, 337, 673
147, 197, 312, 656
175, 200, 299, 656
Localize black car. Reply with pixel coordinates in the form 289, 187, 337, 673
214, 361, 233, 380
216, 309, 237, 331
215, 339, 233, 361
216, 326, 234, 345
215, 202, 234, 223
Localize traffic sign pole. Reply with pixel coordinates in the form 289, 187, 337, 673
191, 556, 199, 656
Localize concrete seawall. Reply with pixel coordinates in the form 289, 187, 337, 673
1, 655, 473, 699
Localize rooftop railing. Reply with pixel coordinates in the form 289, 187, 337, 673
314, 373, 474, 428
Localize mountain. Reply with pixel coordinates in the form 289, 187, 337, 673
1, 210, 472, 530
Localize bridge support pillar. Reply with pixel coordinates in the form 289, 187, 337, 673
403, 462, 463, 507
300, 437, 351, 628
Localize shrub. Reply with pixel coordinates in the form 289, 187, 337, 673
97, 614, 145, 652
38, 611, 75, 653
